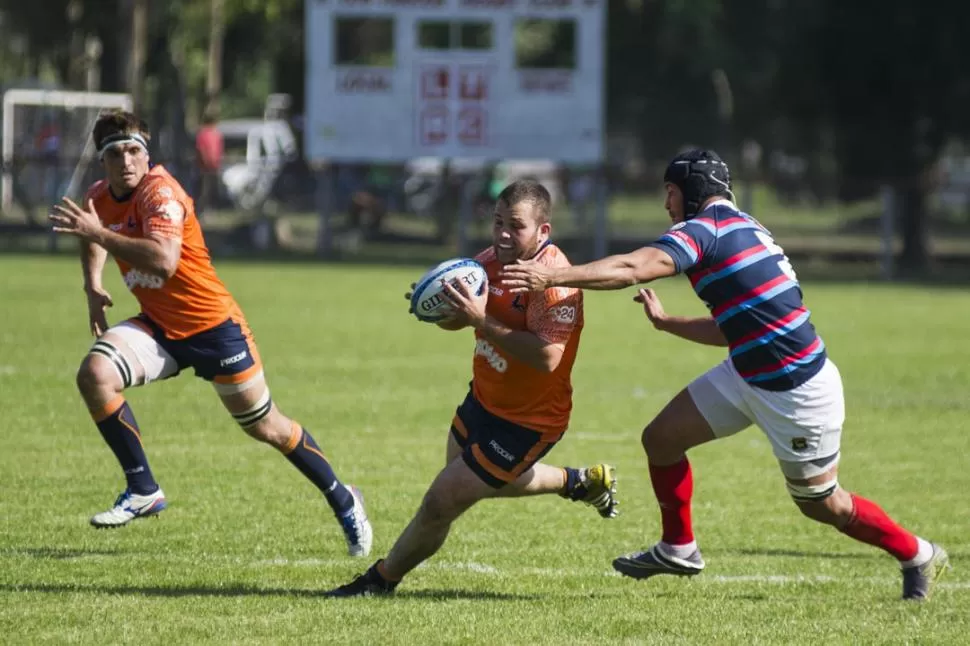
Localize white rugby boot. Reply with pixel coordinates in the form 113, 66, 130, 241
90, 488, 167, 528
337, 485, 373, 557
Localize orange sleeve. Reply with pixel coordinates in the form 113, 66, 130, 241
526, 286, 581, 346
83, 181, 101, 203
138, 182, 186, 240
84, 181, 105, 222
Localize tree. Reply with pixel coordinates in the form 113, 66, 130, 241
777, 0, 970, 271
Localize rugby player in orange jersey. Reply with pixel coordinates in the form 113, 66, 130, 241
326, 180, 618, 597
48, 111, 372, 556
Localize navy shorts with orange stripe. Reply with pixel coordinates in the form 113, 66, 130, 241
450, 391, 561, 488
131, 314, 261, 383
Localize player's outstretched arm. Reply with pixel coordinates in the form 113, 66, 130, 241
636, 288, 728, 347
51, 198, 180, 279
499, 247, 677, 293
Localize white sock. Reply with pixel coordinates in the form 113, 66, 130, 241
900, 537, 934, 569
658, 540, 698, 560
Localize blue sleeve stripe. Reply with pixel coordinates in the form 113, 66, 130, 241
659, 233, 698, 264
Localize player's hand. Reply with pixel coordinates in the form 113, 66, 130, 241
50, 198, 103, 242
404, 282, 416, 313
634, 288, 667, 329
85, 286, 113, 337
441, 275, 487, 329
498, 258, 554, 293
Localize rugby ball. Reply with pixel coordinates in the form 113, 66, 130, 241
410, 257, 487, 323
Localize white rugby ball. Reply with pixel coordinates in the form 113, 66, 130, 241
410, 257, 487, 323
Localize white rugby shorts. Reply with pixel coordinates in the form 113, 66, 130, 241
687, 357, 844, 473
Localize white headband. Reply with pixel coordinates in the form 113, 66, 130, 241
97, 132, 149, 160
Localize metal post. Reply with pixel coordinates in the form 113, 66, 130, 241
592, 165, 608, 259
456, 170, 473, 257
315, 164, 334, 258
1, 93, 14, 212
880, 184, 895, 281
740, 182, 754, 215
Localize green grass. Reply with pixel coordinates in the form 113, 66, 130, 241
1, 254, 968, 645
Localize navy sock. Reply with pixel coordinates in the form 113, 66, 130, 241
561, 467, 583, 500
284, 427, 354, 515
94, 399, 158, 496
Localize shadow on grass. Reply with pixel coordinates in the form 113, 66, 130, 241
0, 547, 127, 560
712, 547, 880, 561
0, 582, 537, 602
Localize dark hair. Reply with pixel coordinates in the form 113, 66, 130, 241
92, 110, 151, 150
496, 179, 552, 223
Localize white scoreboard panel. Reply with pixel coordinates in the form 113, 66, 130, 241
305, 0, 604, 163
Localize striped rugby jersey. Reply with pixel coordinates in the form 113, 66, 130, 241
648, 200, 826, 391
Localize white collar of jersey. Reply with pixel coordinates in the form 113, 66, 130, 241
703, 198, 737, 212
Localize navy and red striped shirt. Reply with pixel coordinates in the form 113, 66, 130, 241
649, 200, 826, 391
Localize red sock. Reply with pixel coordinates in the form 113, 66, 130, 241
649, 458, 694, 545
840, 493, 918, 561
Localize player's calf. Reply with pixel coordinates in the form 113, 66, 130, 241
786, 466, 943, 596
789, 480, 853, 526
217, 378, 367, 553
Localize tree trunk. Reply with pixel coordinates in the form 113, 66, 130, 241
897, 179, 931, 273
204, 0, 225, 119
128, 0, 148, 110
97, 13, 122, 93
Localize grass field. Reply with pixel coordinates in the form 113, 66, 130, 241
1, 253, 969, 645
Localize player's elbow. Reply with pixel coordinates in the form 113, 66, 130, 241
536, 347, 564, 373
153, 257, 178, 280
622, 258, 655, 286
151, 248, 179, 280
630, 249, 676, 284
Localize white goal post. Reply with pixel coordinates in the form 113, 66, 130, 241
1, 89, 133, 212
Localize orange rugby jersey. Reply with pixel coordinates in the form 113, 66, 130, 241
86, 165, 241, 339
471, 243, 584, 436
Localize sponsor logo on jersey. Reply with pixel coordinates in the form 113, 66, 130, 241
123, 268, 165, 290
158, 200, 184, 223
475, 339, 508, 373
550, 305, 576, 324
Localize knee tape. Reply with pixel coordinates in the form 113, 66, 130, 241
787, 479, 839, 503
